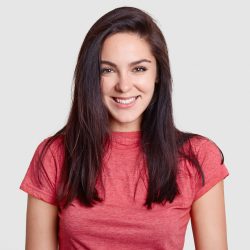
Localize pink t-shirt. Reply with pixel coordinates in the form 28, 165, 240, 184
20, 131, 229, 249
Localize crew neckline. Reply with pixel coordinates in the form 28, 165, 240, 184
110, 131, 141, 149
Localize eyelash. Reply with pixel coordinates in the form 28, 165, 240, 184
134, 66, 147, 72
100, 66, 147, 74
100, 68, 113, 74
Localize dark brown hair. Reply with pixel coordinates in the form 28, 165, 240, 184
38, 7, 224, 209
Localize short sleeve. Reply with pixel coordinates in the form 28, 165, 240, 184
19, 137, 62, 206
193, 139, 229, 201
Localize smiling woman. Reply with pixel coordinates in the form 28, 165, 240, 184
19, 6, 229, 250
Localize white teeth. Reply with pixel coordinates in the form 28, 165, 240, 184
114, 97, 137, 104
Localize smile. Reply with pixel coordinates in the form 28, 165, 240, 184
112, 96, 139, 105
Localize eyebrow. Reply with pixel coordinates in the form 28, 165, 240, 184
100, 59, 152, 67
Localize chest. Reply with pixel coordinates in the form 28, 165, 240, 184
57, 149, 194, 249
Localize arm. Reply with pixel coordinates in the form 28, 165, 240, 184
190, 180, 228, 250
25, 195, 58, 250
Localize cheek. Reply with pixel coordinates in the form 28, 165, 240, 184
137, 79, 156, 94
100, 80, 110, 96
100, 77, 116, 95
135, 72, 156, 91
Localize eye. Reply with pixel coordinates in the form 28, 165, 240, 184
133, 66, 147, 72
100, 68, 114, 74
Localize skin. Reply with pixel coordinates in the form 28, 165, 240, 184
25, 195, 58, 250
191, 181, 228, 249
25, 32, 228, 249
100, 32, 157, 132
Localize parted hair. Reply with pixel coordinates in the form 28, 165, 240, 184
37, 7, 223, 209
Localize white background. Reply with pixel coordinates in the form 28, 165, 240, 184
1, 0, 249, 249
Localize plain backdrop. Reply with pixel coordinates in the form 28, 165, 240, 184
1, 0, 249, 249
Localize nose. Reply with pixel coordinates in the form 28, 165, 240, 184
115, 72, 133, 93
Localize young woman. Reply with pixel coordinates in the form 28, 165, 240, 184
20, 6, 229, 250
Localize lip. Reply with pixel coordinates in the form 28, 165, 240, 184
112, 96, 139, 100
111, 95, 139, 108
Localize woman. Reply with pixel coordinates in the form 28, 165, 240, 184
20, 6, 229, 250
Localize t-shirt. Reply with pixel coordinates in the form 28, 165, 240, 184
20, 131, 229, 250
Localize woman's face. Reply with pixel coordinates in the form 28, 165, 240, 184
100, 32, 157, 132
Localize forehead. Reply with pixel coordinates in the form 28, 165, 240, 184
101, 32, 154, 61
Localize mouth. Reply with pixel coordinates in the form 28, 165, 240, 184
112, 95, 140, 105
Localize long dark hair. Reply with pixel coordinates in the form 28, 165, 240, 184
38, 6, 224, 209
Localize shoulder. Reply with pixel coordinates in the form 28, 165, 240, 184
190, 135, 224, 165
181, 134, 223, 162
36, 134, 65, 159
30, 134, 65, 177
177, 134, 229, 202
178, 134, 226, 178
20, 134, 65, 205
